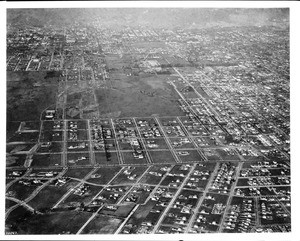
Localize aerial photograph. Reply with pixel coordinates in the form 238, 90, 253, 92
5, 7, 291, 235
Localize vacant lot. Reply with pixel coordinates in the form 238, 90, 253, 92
82, 214, 122, 234
31, 153, 62, 167
6, 121, 21, 141
86, 166, 122, 185
6, 180, 39, 200
140, 165, 172, 185
95, 74, 184, 117
95, 151, 119, 165
64, 167, 93, 179
121, 151, 148, 165
110, 166, 148, 185
62, 184, 103, 206
148, 150, 176, 164
6, 154, 27, 167
177, 150, 205, 163
7, 71, 59, 122
5, 199, 17, 210
28, 181, 79, 211
6, 209, 92, 234
67, 152, 90, 166
8, 132, 39, 143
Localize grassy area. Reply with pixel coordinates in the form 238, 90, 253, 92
126, 199, 156, 228
37, 141, 63, 153
31, 153, 62, 167
7, 209, 92, 234
40, 131, 63, 142
140, 165, 172, 185
67, 141, 89, 152
8, 132, 39, 143
6, 154, 27, 167
177, 150, 205, 163
110, 166, 148, 185
100, 203, 135, 218
6, 180, 39, 200
215, 148, 241, 161
6, 121, 21, 141
67, 152, 91, 166
62, 184, 103, 206
64, 168, 93, 179
28, 181, 79, 211
121, 151, 148, 165
95, 73, 184, 118
82, 214, 122, 234
86, 166, 122, 185
144, 138, 169, 150
7, 71, 59, 122
148, 150, 177, 164
5, 199, 17, 210
201, 148, 222, 161
95, 151, 119, 165
7, 143, 36, 153
169, 137, 195, 149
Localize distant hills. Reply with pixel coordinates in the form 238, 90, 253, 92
7, 8, 289, 29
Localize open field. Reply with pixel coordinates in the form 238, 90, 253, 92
95, 74, 184, 117
86, 166, 122, 185
28, 181, 79, 211
31, 153, 62, 167
12, 143, 35, 154
40, 131, 63, 142
62, 184, 103, 206
7, 209, 92, 234
110, 166, 148, 185
177, 150, 205, 163
95, 151, 119, 165
37, 142, 63, 153
6, 121, 21, 141
148, 150, 177, 164
5, 199, 17, 210
140, 165, 172, 185
6, 154, 27, 167
121, 151, 148, 165
6, 180, 39, 200
7, 71, 59, 122
8, 132, 39, 143
100, 203, 135, 218
81, 214, 122, 234
67, 152, 90, 166
64, 168, 93, 179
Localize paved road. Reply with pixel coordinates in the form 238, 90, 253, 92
151, 164, 196, 233
114, 204, 140, 234
5, 196, 38, 220
111, 119, 125, 165
62, 120, 68, 166
23, 168, 68, 204
6, 168, 32, 191
185, 162, 220, 232
52, 168, 99, 208
132, 118, 153, 164
87, 120, 96, 166
116, 166, 151, 205
5, 168, 67, 220
218, 162, 243, 232
76, 205, 104, 234
154, 116, 181, 164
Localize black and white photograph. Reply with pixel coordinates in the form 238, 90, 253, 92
2, 1, 299, 239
